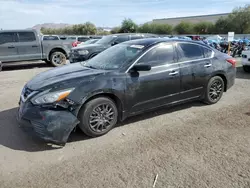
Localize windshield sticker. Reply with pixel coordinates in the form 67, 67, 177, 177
130, 45, 144, 49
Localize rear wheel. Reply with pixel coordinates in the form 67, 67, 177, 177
78, 97, 118, 137
49, 52, 67, 67
203, 76, 224, 105
243, 66, 250, 73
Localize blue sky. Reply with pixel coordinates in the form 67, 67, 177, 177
0, 0, 249, 29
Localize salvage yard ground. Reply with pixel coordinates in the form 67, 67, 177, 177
0, 59, 250, 188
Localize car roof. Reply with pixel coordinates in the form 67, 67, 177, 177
122, 38, 210, 48
109, 33, 158, 37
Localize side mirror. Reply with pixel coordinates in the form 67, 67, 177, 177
130, 64, 151, 72
111, 41, 118, 46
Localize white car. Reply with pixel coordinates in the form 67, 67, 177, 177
242, 50, 250, 72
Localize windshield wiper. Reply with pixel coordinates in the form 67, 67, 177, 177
84, 65, 98, 69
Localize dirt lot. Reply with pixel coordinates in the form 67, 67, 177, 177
0, 61, 250, 188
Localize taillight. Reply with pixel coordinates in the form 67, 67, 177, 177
72, 42, 77, 47
226, 58, 236, 68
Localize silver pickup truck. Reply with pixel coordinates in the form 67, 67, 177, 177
0, 29, 72, 67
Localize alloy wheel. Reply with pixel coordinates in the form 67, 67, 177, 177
89, 104, 115, 133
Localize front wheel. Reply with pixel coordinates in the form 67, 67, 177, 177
49, 52, 67, 67
243, 66, 250, 73
203, 76, 224, 105
78, 97, 118, 137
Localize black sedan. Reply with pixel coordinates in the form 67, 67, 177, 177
17, 38, 236, 145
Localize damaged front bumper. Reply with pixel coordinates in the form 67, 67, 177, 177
17, 100, 80, 145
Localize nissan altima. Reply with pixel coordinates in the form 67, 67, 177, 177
17, 38, 236, 145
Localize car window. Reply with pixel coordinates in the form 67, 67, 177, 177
78, 37, 89, 42
0, 32, 16, 44
203, 47, 213, 58
137, 44, 175, 67
43, 36, 59, 40
18, 32, 36, 42
177, 43, 204, 61
114, 35, 129, 43
131, 35, 143, 40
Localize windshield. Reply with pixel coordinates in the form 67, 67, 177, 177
82, 43, 145, 70
96, 35, 117, 44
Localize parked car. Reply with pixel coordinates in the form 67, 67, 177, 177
69, 33, 158, 63
17, 38, 236, 145
42, 35, 60, 41
0, 29, 72, 67
77, 39, 99, 46
68, 36, 91, 47
241, 50, 250, 72
0, 61, 2, 71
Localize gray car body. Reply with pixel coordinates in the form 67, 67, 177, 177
0, 29, 72, 63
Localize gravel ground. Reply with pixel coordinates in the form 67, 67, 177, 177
0, 61, 250, 188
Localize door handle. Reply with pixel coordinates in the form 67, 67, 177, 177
204, 63, 212, 68
169, 71, 178, 76
8, 46, 15, 49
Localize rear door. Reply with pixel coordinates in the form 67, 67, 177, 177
17, 31, 42, 61
0, 32, 19, 62
176, 42, 212, 100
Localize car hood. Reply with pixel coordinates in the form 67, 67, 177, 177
26, 63, 109, 91
72, 43, 109, 51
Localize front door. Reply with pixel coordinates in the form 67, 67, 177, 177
126, 43, 181, 114
0, 32, 19, 62
16, 31, 42, 61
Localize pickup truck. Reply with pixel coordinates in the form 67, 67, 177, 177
0, 29, 72, 68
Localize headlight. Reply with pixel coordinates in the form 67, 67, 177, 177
78, 50, 89, 55
31, 88, 74, 105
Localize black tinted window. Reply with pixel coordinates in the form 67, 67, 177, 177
203, 47, 213, 58
78, 37, 89, 42
0, 32, 16, 44
178, 43, 204, 61
115, 36, 129, 43
43, 36, 59, 40
18, 32, 36, 42
131, 35, 143, 40
137, 44, 175, 66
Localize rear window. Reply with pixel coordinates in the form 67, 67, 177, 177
43, 36, 59, 40
177, 43, 204, 61
0, 32, 16, 44
18, 32, 36, 42
78, 37, 89, 42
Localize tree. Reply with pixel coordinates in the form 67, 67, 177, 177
174, 22, 194, 34
120, 18, 138, 33
110, 27, 121, 34
194, 22, 215, 34
229, 4, 250, 33
214, 17, 232, 34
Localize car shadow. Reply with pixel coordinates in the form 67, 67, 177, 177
2, 61, 51, 71
236, 66, 250, 79
0, 101, 204, 152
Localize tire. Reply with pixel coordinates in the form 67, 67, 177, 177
49, 51, 67, 67
44, 60, 52, 66
243, 66, 250, 73
203, 76, 224, 105
78, 97, 118, 137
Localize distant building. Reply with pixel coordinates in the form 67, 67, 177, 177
151, 13, 230, 26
